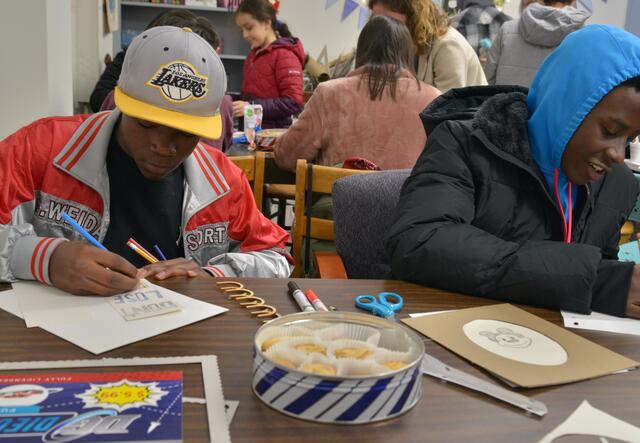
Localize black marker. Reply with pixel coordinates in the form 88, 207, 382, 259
288, 281, 315, 312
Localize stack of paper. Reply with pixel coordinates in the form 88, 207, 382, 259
0, 280, 227, 354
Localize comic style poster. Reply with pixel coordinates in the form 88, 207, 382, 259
0, 371, 182, 442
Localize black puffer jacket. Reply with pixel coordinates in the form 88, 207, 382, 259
386, 86, 639, 316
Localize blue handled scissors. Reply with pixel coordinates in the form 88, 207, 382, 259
355, 292, 404, 318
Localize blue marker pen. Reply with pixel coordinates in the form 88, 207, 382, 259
61, 212, 107, 250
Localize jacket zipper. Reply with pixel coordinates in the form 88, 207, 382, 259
471, 131, 588, 236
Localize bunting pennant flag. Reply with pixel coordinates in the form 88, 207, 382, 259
357, 6, 370, 29
341, 0, 359, 21
325, 0, 340, 9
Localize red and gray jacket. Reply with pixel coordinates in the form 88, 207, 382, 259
0, 110, 292, 285
241, 37, 305, 129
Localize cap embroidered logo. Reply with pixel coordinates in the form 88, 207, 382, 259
147, 61, 209, 103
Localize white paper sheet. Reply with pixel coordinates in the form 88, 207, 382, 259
561, 310, 640, 336
537, 400, 640, 443
408, 310, 454, 318
0, 289, 22, 319
11, 281, 227, 354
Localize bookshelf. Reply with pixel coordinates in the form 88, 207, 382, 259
119, 1, 250, 93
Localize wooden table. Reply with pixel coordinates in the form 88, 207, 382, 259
1, 278, 639, 442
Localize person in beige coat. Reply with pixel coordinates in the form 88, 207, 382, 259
274, 15, 440, 172
369, 0, 487, 92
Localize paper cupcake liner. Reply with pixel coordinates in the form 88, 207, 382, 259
376, 327, 416, 352
336, 358, 387, 377
264, 345, 309, 370
256, 325, 314, 353
316, 323, 381, 345
296, 320, 333, 331
275, 336, 329, 358
298, 354, 338, 377
372, 347, 415, 374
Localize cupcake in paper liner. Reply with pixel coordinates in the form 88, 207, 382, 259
373, 347, 414, 373
316, 323, 381, 345
256, 325, 314, 353
376, 327, 416, 352
264, 345, 309, 370
278, 336, 329, 358
328, 339, 378, 362
298, 354, 338, 377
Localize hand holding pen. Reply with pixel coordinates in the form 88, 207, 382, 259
49, 213, 141, 296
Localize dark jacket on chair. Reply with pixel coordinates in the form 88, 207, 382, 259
386, 85, 638, 316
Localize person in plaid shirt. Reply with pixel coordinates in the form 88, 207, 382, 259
451, 0, 512, 56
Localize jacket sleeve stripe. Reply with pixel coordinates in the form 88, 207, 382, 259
65, 114, 111, 170
197, 146, 230, 194
36, 238, 57, 283
206, 265, 225, 277
30, 238, 48, 282
192, 149, 219, 193
193, 147, 230, 196
57, 113, 109, 167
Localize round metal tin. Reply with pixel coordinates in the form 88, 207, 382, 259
252, 311, 425, 424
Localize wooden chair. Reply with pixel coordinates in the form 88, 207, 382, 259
229, 153, 264, 210
291, 159, 373, 277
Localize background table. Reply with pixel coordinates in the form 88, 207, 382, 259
1, 278, 639, 442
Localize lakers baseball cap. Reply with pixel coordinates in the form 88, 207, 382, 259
115, 25, 227, 139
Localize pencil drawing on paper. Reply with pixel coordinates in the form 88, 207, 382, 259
479, 327, 532, 348
463, 319, 568, 366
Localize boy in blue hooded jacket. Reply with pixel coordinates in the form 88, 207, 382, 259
387, 25, 640, 318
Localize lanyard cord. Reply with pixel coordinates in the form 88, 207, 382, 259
553, 168, 573, 243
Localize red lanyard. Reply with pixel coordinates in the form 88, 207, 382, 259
553, 168, 573, 243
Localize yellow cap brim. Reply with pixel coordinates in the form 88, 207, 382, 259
114, 87, 222, 140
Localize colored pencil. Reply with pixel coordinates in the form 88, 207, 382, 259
153, 244, 168, 261
126, 238, 158, 264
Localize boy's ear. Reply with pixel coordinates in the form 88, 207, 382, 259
216, 47, 222, 55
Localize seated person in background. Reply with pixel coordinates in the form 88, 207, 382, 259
386, 25, 640, 318
273, 15, 440, 172
451, 0, 512, 56
89, 10, 234, 152
0, 26, 292, 296
369, 0, 487, 93
233, 0, 305, 129
484, 0, 590, 87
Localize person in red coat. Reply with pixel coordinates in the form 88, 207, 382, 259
233, 0, 305, 129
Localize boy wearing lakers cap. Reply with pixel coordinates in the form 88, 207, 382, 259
0, 26, 292, 296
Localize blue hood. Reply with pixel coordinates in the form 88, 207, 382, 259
527, 25, 640, 220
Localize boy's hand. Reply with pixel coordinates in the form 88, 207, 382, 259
232, 100, 248, 117
49, 241, 141, 296
141, 258, 208, 280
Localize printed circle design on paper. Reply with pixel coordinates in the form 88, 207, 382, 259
463, 319, 568, 366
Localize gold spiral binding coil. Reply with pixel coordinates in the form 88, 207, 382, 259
215, 281, 280, 321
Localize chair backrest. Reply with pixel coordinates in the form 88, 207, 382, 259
229, 152, 265, 210
333, 169, 411, 279
292, 159, 373, 277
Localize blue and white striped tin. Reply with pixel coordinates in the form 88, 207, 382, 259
252, 312, 425, 424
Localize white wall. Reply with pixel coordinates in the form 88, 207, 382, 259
588, 0, 628, 27
279, 0, 364, 62
0, 0, 73, 139
72, 0, 118, 111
